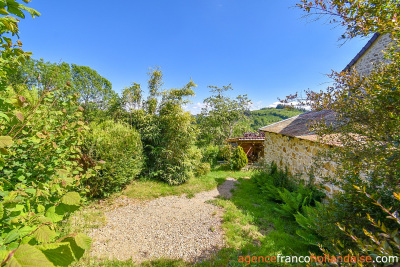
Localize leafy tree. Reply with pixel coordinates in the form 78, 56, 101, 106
8, 58, 72, 93
288, 0, 400, 257
122, 82, 143, 124
127, 69, 201, 185
71, 64, 118, 120
198, 84, 251, 146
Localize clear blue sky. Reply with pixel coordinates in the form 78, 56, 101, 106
18, 0, 370, 113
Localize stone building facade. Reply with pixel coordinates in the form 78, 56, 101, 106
343, 33, 392, 75
260, 110, 337, 192
259, 33, 392, 193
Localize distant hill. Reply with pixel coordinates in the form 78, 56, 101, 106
247, 107, 305, 131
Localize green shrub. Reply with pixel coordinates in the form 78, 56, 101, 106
217, 144, 233, 162
85, 120, 143, 197
0, 87, 93, 265
335, 190, 400, 262
202, 145, 220, 167
230, 146, 248, 170
195, 162, 211, 176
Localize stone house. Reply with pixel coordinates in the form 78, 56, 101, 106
259, 33, 392, 190
259, 110, 337, 185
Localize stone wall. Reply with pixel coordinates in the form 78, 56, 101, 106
263, 132, 337, 193
353, 33, 392, 75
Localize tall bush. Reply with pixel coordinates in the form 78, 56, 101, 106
230, 146, 248, 170
124, 69, 201, 185
84, 121, 143, 197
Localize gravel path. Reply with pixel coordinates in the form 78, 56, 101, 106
88, 177, 239, 263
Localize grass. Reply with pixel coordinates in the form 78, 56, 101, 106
122, 167, 250, 200
75, 169, 315, 266
199, 177, 315, 266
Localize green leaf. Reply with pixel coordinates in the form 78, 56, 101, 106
14, 111, 24, 122
33, 226, 57, 243
0, 250, 8, 262
0, 136, 13, 148
45, 206, 64, 223
6, 244, 53, 267
0, 112, 10, 122
37, 205, 45, 213
36, 242, 75, 266
74, 234, 91, 250
63, 237, 85, 261
0, 148, 9, 155
7, 5, 25, 19
60, 192, 80, 206
4, 229, 19, 244
0, 7, 9, 15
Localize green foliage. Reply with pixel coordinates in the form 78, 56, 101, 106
253, 162, 325, 218
230, 146, 247, 170
294, 202, 327, 246
8, 58, 72, 93
217, 144, 232, 162
198, 84, 251, 146
7, 58, 120, 122
253, 162, 297, 194
201, 145, 219, 167
194, 162, 211, 176
297, 0, 399, 39
126, 69, 201, 185
0, 86, 93, 266
84, 121, 143, 197
292, 0, 400, 259
248, 107, 304, 131
336, 190, 400, 264
274, 188, 312, 218
0, 3, 93, 265
70, 64, 118, 121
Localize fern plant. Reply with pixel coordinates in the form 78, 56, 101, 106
274, 188, 312, 218
294, 202, 326, 246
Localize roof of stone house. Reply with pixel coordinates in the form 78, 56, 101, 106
343, 33, 381, 72
259, 110, 338, 144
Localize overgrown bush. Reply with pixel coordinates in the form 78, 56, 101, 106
195, 162, 211, 176
85, 120, 143, 197
201, 145, 219, 167
230, 146, 248, 170
217, 144, 232, 162
0, 2, 94, 265
126, 69, 202, 185
336, 189, 400, 264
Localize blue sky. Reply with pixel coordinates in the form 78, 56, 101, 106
18, 0, 370, 113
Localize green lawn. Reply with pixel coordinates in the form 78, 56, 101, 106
121, 168, 250, 200
76, 170, 314, 266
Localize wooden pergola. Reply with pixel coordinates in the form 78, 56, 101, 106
226, 135, 265, 163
